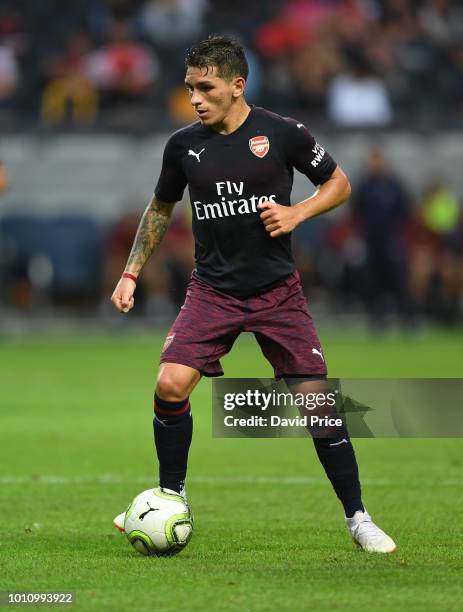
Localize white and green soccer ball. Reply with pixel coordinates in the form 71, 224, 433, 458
124, 487, 193, 557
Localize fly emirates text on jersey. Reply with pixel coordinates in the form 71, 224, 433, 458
193, 181, 277, 221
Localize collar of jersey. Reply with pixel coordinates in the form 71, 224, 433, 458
204, 104, 254, 138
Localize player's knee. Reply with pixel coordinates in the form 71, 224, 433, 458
156, 373, 188, 402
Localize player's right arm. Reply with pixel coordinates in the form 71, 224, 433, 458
111, 196, 175, 313
111, 130, 187, 313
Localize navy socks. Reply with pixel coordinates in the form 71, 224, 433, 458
312, 435, 364, 518
153, 391, 363, 516
153, 393, 193, 494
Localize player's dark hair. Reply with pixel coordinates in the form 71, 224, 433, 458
185, 34, 248, 81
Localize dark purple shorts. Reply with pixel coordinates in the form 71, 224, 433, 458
160, 271, 327, 378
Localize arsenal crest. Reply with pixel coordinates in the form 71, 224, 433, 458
249, 135, 269, 158
162, 333, 175, 352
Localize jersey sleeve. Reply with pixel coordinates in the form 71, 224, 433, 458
154, 133, 187, 203
280, 117, 337, 185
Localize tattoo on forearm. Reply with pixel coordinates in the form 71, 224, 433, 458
126, 196, 174, 272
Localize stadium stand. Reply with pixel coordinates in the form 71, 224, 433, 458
0, 1, 462, 324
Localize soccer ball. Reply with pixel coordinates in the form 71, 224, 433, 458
124, 487, 193, 556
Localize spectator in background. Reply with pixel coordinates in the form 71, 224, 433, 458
254, 0, 346, 113
205, 0, 271, 45
391, 12, 441, 120
420, 0, 463, 46
41, 31, 98, 126
0, 159, 9, 194
352, 147, 410, 327
445, 42, 463, 120
0, 43, 19, 103
87, 0, 146, 39
408, 176, 462, 323
421, 176, 460, 238
86, 20, 159, 114
328, 47, 393, 126
139, 0, 207, 47
286, 34, 341, 113
138, 0, 208, 103
0, 0, 25, 109
253, 15, 307, 111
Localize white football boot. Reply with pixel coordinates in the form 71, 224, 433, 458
113, 512, 126, 533
346, 509, 396, 553
113, 487, 186, 534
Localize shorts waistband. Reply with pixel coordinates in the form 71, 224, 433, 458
191, 269, 298, 299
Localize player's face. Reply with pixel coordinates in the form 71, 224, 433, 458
185, 66, 243, 127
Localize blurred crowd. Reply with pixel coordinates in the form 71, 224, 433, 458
293, 147, 463, 327
1, 146, 462, 327
1, 0, 462, 328
1, 0, 463, 129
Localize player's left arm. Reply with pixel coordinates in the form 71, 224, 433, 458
259, 119, 351, 238
259, 166, 351, 238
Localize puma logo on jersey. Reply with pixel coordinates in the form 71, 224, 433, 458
312, 347, 324, 361
297, 123, 304, 128
188, 148, 205, 162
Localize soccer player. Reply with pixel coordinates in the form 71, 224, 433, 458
111, 35, 395, 553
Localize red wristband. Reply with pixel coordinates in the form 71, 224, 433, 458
122, 272, 137, 283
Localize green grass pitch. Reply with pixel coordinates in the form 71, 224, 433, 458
0, 329, 462, 611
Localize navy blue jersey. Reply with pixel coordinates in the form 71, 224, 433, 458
155, 105, 337, 296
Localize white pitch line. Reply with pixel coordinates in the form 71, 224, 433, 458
0, 474, 460, 486
0, 474, 370, 485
